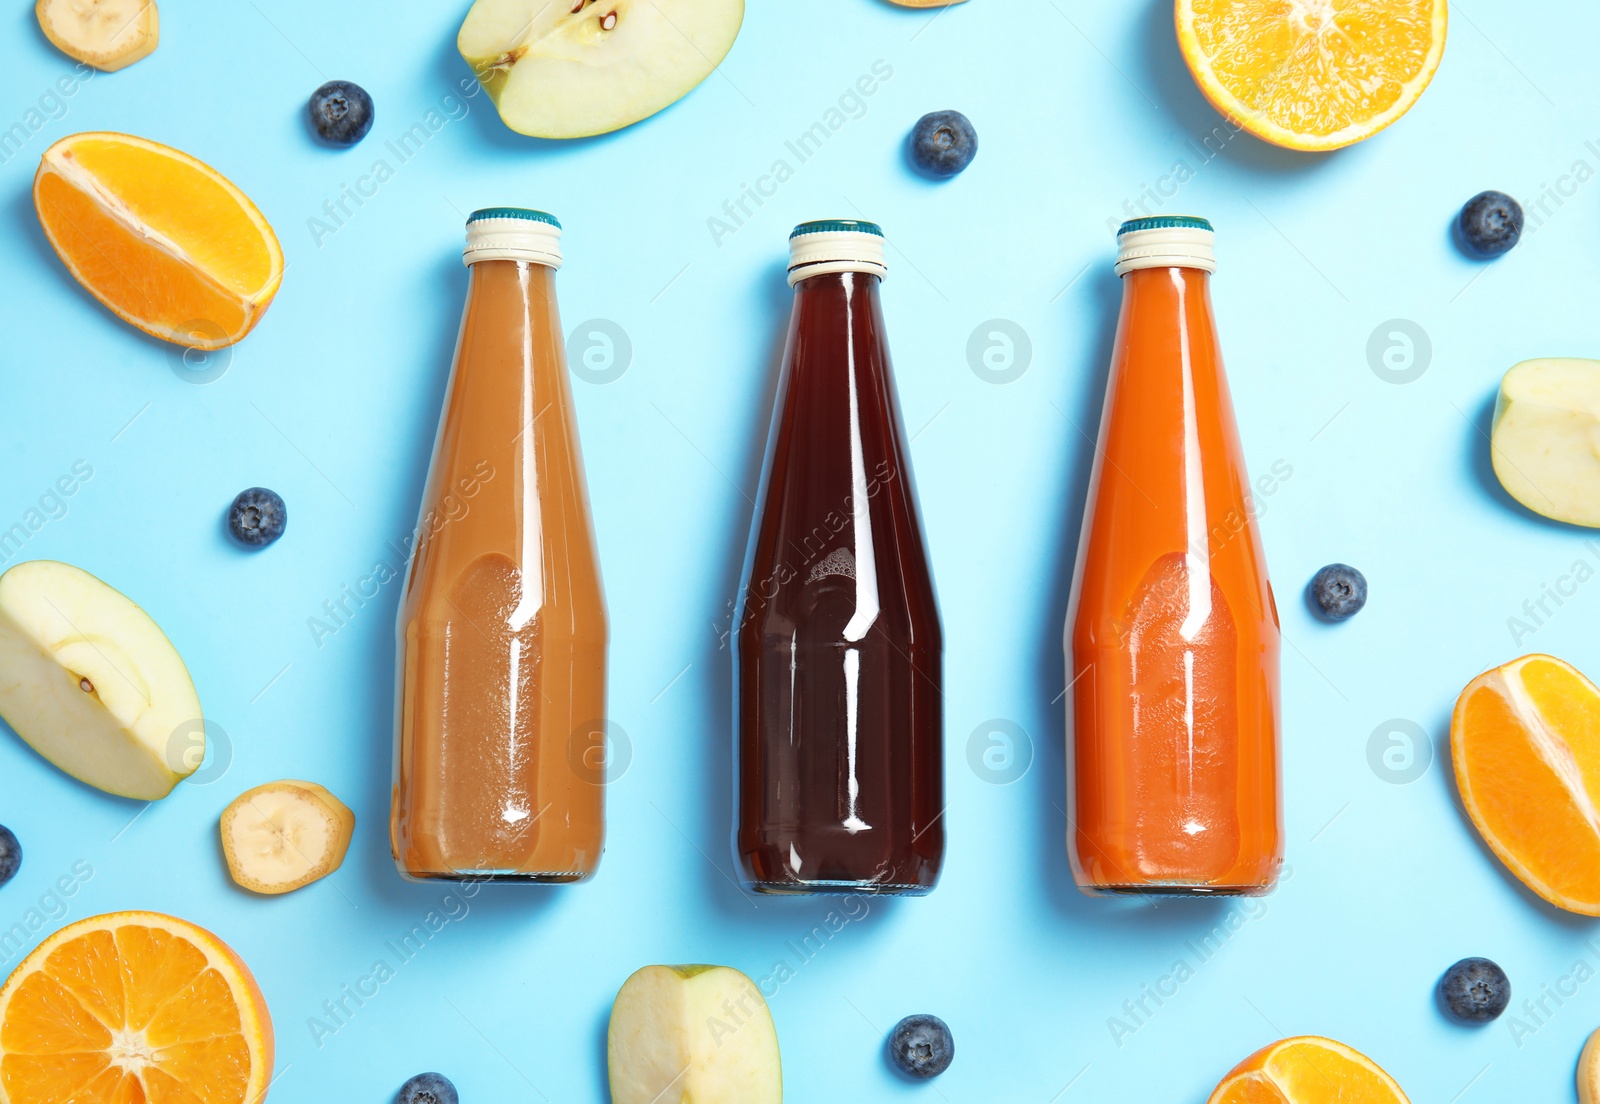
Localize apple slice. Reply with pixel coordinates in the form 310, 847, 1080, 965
1491, 358, 1600, 527
459, 0, 745, 139
0, 560, 201, 800
608, 964, 782, 1104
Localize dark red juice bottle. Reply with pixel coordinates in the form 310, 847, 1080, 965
734, 219, 944, 895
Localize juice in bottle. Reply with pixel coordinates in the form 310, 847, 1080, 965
735, 219, 944, 895
392, 208, 608, 883
1065, 216, 1281, 896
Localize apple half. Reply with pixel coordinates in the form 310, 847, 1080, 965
0, 561, 202, 800
459, 0, 745, 139
608, 964, 782, 1104
1491, 358, 1600, 527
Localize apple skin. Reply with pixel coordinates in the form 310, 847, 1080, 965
458, 0, 745, 140
0, 560, 202, 800
1491, 358, 1600, 527
608, 964, 782, 1104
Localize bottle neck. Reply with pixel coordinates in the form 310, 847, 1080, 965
792, 268, 881, 304
1122, 263, 1209, 289
1112, 264, 1220, 391
1119, 264, 1211, 319
455, 260, 563, 390
789, 270, 884, 362
466, 258, 557, 310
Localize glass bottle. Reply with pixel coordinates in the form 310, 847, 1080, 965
735, 219, 944, 895
1066, 216, 1282, 896
392, 208, 608, 883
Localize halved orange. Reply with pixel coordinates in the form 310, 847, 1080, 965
0, 911, 274, 1104
1453, 654, 1600, 915
1175, 0, 1448, 151
1209, 1036, 1410, 1104
34, 133, 283, 349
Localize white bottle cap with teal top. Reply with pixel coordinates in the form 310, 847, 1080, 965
464, 208, 563, 269
1114, 215, 1215, 276
788, 219, 887, 286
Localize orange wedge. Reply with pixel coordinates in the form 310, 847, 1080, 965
1175, 0, 1448, 151
33, 133, 283, 350
1452, 654, 1600, 914
0, 911, 274, 1104
1209, 1036, 1410, 1104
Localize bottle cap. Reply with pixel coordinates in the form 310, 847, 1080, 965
788, 219, 887, 285
1114, 215, 1215, 276
464, 208, 563, 268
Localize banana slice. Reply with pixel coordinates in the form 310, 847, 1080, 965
36, 0, 160, 72
221, 780, 355, 895
1582, 1027, 1600, 1104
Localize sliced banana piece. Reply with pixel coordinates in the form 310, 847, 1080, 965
36, 0, 160, 72
1582, 1027, 1600, 1104
221, 780, 355, 895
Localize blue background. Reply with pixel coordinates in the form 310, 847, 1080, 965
2, 0, 1598, 1100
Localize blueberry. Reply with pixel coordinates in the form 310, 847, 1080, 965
227, 488, 287, 547
887, 1014, 953, 1079
0, 826, 20, 890
1458, 190, 1523, 257
309, 80, 374, 146
1439, 957, 1511, 1023
908, 111, 977, 178
1309, 563, 1366, 621
396, 1073, 457, 1104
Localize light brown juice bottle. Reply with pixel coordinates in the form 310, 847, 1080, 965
391, 208, 608, 883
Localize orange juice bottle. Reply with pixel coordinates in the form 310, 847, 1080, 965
391, 209, 608, 883
1065, 216, 1282, 896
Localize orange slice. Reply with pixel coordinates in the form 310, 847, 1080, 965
0, 911, 274, 1104
33, 133, 283, 350
1175, 0, 1448, 151
1209, 1036, 1410, 1104
1452, 653, 1600, 914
